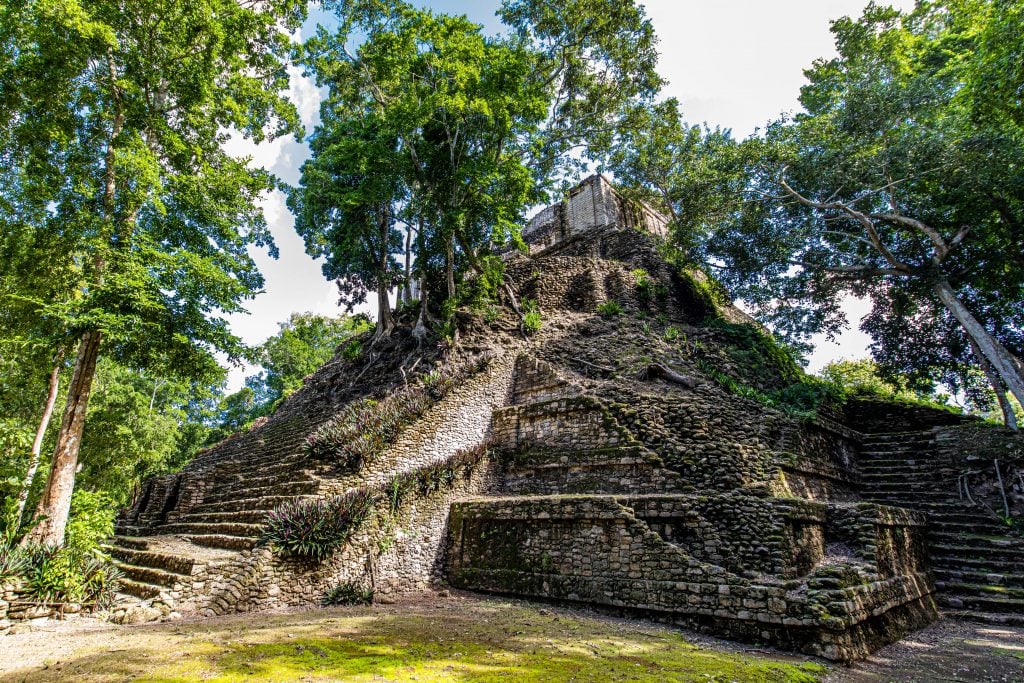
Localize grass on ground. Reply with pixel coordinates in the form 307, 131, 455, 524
4, 596, 827, 682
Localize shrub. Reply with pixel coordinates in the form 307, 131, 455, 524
323, 581, 373, 606
384, 471, 417, 517
0, 543, 28, 583
596, 300, 623, 317
12, 544, 120, 607
305, 355, 493, 469
304, 390, 431, 470
342, 339, 362, 362
261, 489, 377, 561
521, 298, 542, 334
65, 490, 117, 553
268, 441, 492, 561
632, 269, 652, 299
664, 326, 680, 342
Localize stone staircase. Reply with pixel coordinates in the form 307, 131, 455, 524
859, 430, 1024, 625
110, 417, 330, 607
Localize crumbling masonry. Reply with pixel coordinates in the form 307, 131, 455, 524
34, 174, 1023, 661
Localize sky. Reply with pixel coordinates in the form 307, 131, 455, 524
221, 0, 917, 391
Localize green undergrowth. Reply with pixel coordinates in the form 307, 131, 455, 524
688, 320, 838, 420
22, 600, 828, 682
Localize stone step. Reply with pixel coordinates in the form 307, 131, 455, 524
113, 536, 151, 551
862, 494, 958, 506
859, 449, 934, 459
943, 610, 1024, 627
179, 509, 272, 525
104, 545, 196, 575
202, 481, 320, 504
190, 494, 320, 514
218, 457, 310, 479
861, 481, 953, 492
116, 577, 163, 600
927, 511, 1007, 525
928, 531, 1024, 549
938, 591, 1024, 614
931, 543, 1024, 563
114, 562, 186, 589
936, 581, 1024, 600
931, 554, 1024, 574
862, 431, 936, 442
183, 534, 259, 551
934, 569, 1024, 590
220, 470, 316, 490
860, 466, 944, 476
161, 521, 264, 538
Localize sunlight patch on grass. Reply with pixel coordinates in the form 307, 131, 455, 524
12, 601, 827, 683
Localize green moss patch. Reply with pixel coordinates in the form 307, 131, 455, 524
8, 598, 828, 682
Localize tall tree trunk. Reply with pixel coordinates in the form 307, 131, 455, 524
14, 351, 64, 525
934, 281, 1024, 411
970, 337, 1018, 430
375, 279, 394, 339
21, 330, 102, 547
403, 221, 415, 304
374, 210, 394, 340
445, 232, 456, 303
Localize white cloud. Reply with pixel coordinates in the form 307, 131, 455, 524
643, 0, 918, 137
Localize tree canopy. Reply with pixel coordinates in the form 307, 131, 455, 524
0, 0, 307, 544
290, 0, 662, 341
613, 0, 1024, 428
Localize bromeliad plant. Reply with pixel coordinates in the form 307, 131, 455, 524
264, 441, 492, 562
261, 489, 377, 561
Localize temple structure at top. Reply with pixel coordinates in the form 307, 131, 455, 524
520, 174, 670, 253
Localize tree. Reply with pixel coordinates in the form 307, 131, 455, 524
0, 0, 306, 545
602, 98, 742, 257
698, 1, 1024, 428
250, 312, 371, 406
294, 0, 662, 337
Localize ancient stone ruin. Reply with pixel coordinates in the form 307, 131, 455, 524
104, 175, 1024, 661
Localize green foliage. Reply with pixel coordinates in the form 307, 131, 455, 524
293, 0, 661, 333
708, 320, 805, 388
305, 391, 430, 471
342, 340, 363, 363
604, 98, 742, 258
253, 313, 371, 404
700, 1, 1024, 400
632, 269, 652, 299
266, 442, 490, 562
596, 301, 624, 318
323, 582, 373, 606
664, 326, 680, 342
77, 359, 221, 505
521, 298, 542, 335
817, 359, 951, 411
694, 357, 835, 421
3, 543, 121, 608
261, 489, 377, 562
63, 490, 116, 554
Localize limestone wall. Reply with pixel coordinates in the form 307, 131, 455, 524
167, 351, 518, 615
446, 495, 937, 661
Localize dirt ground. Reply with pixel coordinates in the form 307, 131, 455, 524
2, 593, 1022, 682
825, 617, 1024, 683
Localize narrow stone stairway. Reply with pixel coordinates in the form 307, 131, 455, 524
859, 430, 1024, 625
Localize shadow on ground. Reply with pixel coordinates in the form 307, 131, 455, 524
2, 596, 825, 682
826, 617, 1024, 683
